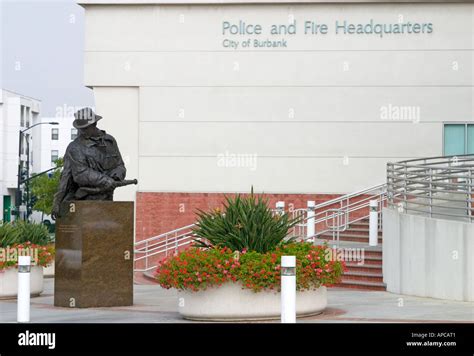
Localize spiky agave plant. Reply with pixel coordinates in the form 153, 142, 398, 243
0, 222, 21, 248
13, 221, 52, 246
192, 189, 301, 253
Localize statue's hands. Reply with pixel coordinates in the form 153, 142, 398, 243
103, 177, 116, 190
108, 166, 125, 182
109, 172, 123, 181
51, 203, 60, 221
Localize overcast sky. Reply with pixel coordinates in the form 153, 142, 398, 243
1, 0, 94, 117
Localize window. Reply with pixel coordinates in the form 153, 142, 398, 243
20, 105, 25, 127
51, 150, 59, 164
71, 128, 78, 140
25, 107, 30, 128
51, 128, 59, 140
444, 124, 474, 156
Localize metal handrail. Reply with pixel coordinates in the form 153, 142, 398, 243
134, 183, 388, 272
134, 224, 197, 272
387, 154, 474, 222
291, 183, 387, 241
135, 224, 195, 247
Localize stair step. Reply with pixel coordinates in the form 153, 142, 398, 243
363, 255, 383, 260
143, 270, 158, 282
134, 272, 159, 285
320, 232, 382, 239
318, 233, 382, 243
346, 263, 382, 272
316, 239, 382, 249
362, 259, 383, 266
343, 272, 384, 283
319, 236, 383, 244
344, 227, 382, 232
345, 266, 383, 273
342, 228, 382, 235
344, 270, 383, 277
334, 279, 386, 291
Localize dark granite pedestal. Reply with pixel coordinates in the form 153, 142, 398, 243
54, 201, 134, 308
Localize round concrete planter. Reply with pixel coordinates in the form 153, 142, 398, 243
44, 261, 55, 278
178, 282, 327, 321
0, 266, 44, 299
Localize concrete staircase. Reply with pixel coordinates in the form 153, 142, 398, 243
316, 218, 386, 291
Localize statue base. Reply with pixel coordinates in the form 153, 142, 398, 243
54, 201, 134, 308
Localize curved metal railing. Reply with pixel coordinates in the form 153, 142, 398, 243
134, 224, 197, 272
387, 154, 474, 222
291, 183, 387, 241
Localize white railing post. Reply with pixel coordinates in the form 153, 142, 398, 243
145, 241, 149, 270
281, 255, 296, 324
307, 201, 315, 241
17, 256, 31, 323
276, 201, 285, 216
429, 168, 433, 218
378, 195, 383, 231
469, 170, 473, 223
369, 200, 378, 247
175, 231, 178, 255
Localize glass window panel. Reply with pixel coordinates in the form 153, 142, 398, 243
444, 124, 465, 156
467, 124, 474, 155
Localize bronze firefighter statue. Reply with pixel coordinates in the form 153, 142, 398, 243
51, 107, 137, 220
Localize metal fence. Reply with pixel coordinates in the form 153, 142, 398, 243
291, 183, 387, 241
387, 154, 474, 222
134, 224, 196, 272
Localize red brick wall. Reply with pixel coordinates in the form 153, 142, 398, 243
135, 192, 342, 242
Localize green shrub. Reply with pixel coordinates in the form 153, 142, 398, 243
192, 190, 301, 253
0, 223, 21, 248
156, 242, 346, 292
14, 221, 52, 245
0, 221, 52, 247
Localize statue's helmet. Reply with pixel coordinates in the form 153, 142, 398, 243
73, 107, 102, 129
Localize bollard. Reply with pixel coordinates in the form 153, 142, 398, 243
276, 201, 285, 216
17, 256, 31, 323
369, 200, 378, 247
306, 201, 316, 241
281, 255, 296, 323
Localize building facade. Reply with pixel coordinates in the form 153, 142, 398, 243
31, 116, 76, 174
0, 89, 41, 222
78, 0, 474, 241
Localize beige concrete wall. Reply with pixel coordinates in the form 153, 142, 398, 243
383, 208, 474, 302
92, 87, 139, 201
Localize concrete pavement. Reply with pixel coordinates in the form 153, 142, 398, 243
0, 279, 473, 323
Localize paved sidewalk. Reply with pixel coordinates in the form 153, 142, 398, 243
0, 279, 473, 323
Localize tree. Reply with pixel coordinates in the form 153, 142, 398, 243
30, 158, 63, 217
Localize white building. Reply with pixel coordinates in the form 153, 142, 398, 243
0, 89, 41, 222
31, 116, 77, 174
77, 0, 474, 242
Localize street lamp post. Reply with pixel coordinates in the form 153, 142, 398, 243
16, 121, 59, 220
